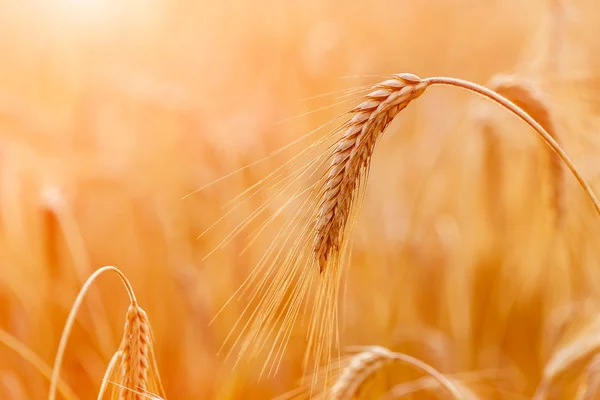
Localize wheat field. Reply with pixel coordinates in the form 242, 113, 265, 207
2, 0, 600, 399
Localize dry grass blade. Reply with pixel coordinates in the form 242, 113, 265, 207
487, 74, 565, 226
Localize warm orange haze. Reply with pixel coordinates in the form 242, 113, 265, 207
2, 0, 600, 399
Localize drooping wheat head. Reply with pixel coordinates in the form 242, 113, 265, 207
117, 304, 152, 400
278, 345, 465, 400
314, 73, 429, 272
328, 346, 397, 400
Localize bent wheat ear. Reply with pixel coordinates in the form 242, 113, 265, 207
279, 345, 464, 400
315, 73, 600, 271
331, 346, 463, 400
315, 73, 429, 272
117, 305, 157, 400
534, 315, 600, 400
0, 329, 78, 400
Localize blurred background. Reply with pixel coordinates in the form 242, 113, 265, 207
2, 0, 600, 398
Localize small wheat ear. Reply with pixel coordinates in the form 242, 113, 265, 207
49, 266, 166, 400
330, 345, 464, 400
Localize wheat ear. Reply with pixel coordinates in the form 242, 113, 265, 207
329, 346, 463, 400
314, 73, 428, 271
118, 305, 153, 400
487, 74, 565, 226
315, 73, 600, 273
0, 328, 79, 400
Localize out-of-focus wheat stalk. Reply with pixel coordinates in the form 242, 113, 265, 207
0, 329, 78, 400
534, 315, 600, 399
487, 74, 565, 226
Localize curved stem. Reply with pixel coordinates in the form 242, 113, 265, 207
422, 76, 600, 217
390, 352, 465, 400
49, 266, 136, 400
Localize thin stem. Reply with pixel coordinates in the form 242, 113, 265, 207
49, 266, 136, 400
390, 352, 465, 400
423, 76, 600, 217
97, 350, 123, 399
